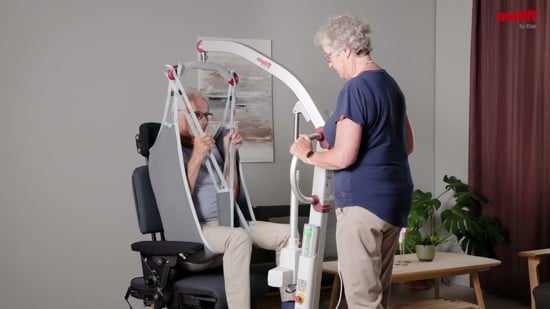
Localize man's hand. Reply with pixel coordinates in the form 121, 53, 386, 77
223, 127, 243, 154
222, 127, 243, 199
192, 132, 215, 160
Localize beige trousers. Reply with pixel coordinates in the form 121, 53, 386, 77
201, 220, 293, 309
335, 206, 401, 309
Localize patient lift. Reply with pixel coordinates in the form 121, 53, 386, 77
197, 39, 333, 309
146, 39, 332, 308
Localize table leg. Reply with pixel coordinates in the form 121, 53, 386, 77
527, 257, 540, 309
329, 274, 341, 309
471, 271, 486, 309
434, 277, 441, 299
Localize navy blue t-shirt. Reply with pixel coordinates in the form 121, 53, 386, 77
324, 70, 413, 227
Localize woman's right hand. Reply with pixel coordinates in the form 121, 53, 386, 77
290, 134, 313, 163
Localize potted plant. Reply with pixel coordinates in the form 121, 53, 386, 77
402, 175, 506, 258
402, 188, 453, 261
438, 175, 506, 257
413, 229, 453, 261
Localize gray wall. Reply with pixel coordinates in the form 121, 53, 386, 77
435, 0, 473, 285
436, 0, 472, 191
0, 1, 470, 308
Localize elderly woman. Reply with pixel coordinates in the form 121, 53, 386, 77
290, 14, 414, 308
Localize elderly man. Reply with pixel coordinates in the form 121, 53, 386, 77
179, 88, 296, 309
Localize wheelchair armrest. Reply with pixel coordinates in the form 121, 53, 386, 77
131, 240, 203, 257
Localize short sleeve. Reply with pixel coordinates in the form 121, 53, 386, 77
335, 80, 368, 126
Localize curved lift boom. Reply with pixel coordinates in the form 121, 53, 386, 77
197, 39, 333, 309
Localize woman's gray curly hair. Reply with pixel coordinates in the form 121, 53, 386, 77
314, 14, 373, 56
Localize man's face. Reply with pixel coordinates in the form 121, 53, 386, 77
178, 97, 210, 137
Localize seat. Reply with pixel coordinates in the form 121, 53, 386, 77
519, 248, 550, 309
125, 122, 268, 309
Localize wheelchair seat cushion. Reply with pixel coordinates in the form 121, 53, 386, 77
173, 271, 268, 308
534, 282, 550, 309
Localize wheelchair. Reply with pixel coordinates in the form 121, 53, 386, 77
125, 122, 268, 309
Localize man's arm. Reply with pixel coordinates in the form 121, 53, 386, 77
222, 128, 243, 199
223, 151, 240, 199
186, 133, 215, 193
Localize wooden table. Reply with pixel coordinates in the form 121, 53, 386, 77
322, 252, 501, 309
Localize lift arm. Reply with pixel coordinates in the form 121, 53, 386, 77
196, 39, 325, 128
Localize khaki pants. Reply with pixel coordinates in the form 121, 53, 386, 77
202, 220, 293, 309
335, 206, 401, 309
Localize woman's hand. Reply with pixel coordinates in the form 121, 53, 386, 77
289, 134, 313, 162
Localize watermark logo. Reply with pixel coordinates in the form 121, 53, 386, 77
497, 10, 537, 29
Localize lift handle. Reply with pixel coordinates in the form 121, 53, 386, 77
289, 133, 323, 204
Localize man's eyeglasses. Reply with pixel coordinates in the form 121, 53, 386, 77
194, 111, 213, 120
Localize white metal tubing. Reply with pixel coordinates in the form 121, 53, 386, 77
288, 182, 301, 250
289, 130, 323, 204
226, 80, 237, 206
180, 61, 234, 83
222, 79, 237, 125
197, 39, 324, 128
290, 156, 314, 204
166, 71, 226, 190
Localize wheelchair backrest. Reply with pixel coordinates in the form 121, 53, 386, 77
132, 165, 163, 236
148, 122, 219, 262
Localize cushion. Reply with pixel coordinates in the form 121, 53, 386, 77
534, 282, 550, 309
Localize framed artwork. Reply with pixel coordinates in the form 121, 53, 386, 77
198, 37, 273, 162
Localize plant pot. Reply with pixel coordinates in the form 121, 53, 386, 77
415, 245, 435, 261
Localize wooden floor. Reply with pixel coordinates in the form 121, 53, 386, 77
255, 282, 530, 309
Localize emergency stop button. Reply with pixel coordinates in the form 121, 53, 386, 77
295, 293, 304, 304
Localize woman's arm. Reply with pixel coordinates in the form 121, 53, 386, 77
405, 115, 414, 155
290, 118, 362, 170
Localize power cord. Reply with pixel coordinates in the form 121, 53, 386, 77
335, 260, 343, 309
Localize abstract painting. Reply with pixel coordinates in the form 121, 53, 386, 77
198, 37, 273, 162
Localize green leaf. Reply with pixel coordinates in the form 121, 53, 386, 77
408, 174, 506, 257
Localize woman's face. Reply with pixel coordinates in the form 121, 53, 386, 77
322, 42, 348, 80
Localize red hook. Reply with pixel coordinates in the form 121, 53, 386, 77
228, 72, 239, 86
167, 70, 175, 81
196, 40, 205, 53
